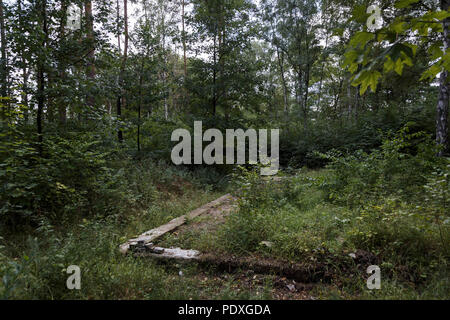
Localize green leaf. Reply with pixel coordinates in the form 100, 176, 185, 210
389, 43, 414, 63
367, 71, 382, 93
394, 58, 405, 75
384, 56, 395, 73
395, 0, 420, 9
405, 43, 418, 56
390, 20, 408, 33
422, 10, 450, 22
427, 43, 443, 60
349, 32, 375, 48
343, 50, 359, 65
352, 70, 382, 95
352, 5, 370, 23
420, 64, 441, 81
333, 28, 344, 37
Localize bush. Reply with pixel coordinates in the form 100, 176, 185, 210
0, 127, 130, 229
279, 105, 436, 169
318, 126, 443, 207
216, 130, 449, 292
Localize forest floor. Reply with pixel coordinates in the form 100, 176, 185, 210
121, 177, 362, 300
124, 190, 318, 300
2, 162, 447, 300
118, 169, 449, 300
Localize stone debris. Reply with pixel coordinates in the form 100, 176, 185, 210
119, 194, 232, 254
260, 241, 274, 248
286, 284, 296, 292
130, 241, 201, 261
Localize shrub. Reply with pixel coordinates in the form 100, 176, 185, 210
318, 126, 443, 207
0, 128, 129, 229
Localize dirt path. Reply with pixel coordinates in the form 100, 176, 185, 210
119, 194, 234, 254
119, 187, 320, 299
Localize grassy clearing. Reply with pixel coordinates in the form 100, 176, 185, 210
0, 159, 240, 300
154, 130, 449, 300
0, 155, 293, 300
153, 169, 449, 299
209, 133, 450, 299
209, 168, 448, 299
1, 129, 448, 300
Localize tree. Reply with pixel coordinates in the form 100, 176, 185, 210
181, 0, 187, 79
437, 0, 449, 155
260, 0, 290, 117
189, 0, 259, 117
117, 0, 128, 142
344, 0, 450, 154
260, 0, 321, 126
85, 0, 96, 111
0, 0, 7, 102
36, 0, 48, 153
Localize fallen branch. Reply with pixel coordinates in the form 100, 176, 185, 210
119, 194, 233, 254
132, 243, 332, 283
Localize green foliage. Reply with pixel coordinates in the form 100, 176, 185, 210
219, 166, 336, 258
278, 105, 437, 169
1, 0, 449, 301
0, 157, 227, 299
214, 129, 449, 297
319, 126, 443, 206
0, 129, 125, 228
345, 0, 450, 93
0, 220, 186, 299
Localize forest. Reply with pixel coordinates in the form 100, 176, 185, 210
0, 0, 449, 300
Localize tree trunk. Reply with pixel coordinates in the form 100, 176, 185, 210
212, 33, 217, 116
161, 9, 168, 120
21, 62, 29, 122
116, 0, 121, 54
275, 47, 289, 118
354, 86, 360, 119
317, 35, 329, 110
37, 0, 48, 155
116, 96, 123, 142
0, 0, 7, 120
122, 0, 128, 93
303, 65, 310, 128
85, 0, 95, 112
137, 59, 144, 152
58, 1, 68, 124
317, 4, 329, 110
296, 71, 304, 123
0, 0, 6, 98
437, 0, 450, 156
347, 81, 353, 119
18, 0, 28, 122
117, 0, 128, 143
269, 16, 288, 119
182, 0, 187, 79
